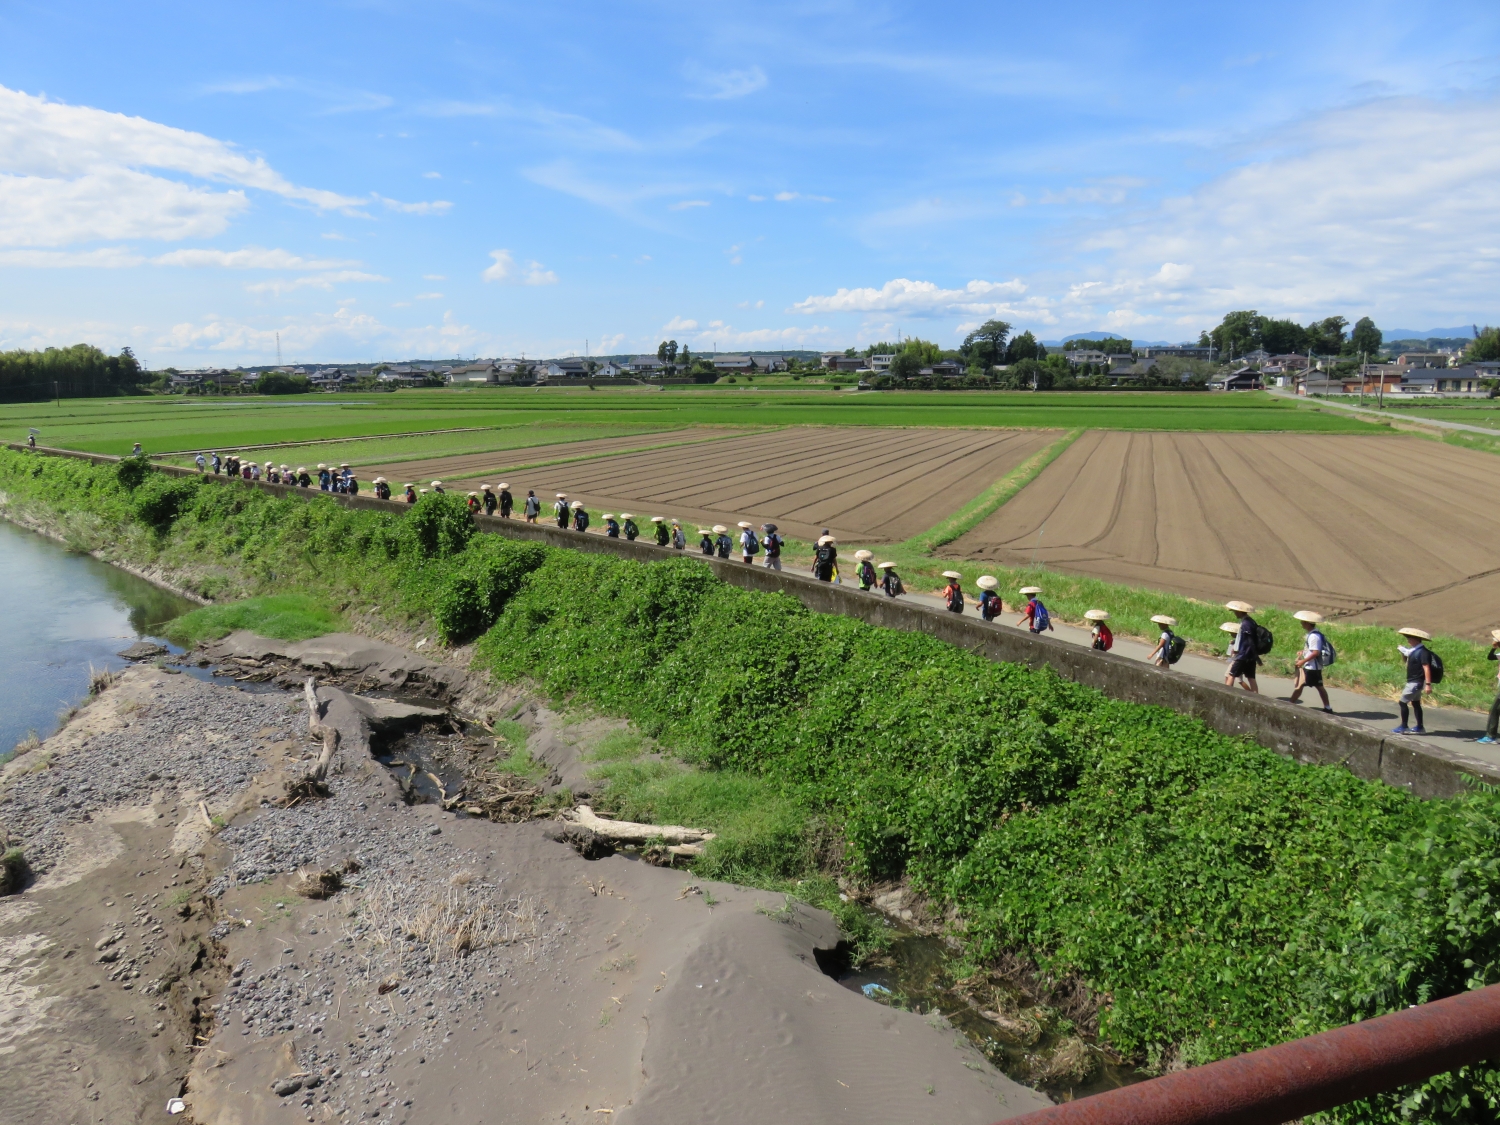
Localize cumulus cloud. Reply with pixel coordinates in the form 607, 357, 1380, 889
373, 194, 452, 215
684, 64, 768, 100
663, 316, 698, 332
152, 307, 488, 360
773, 191, 833, 203
792, 277, 1027, 317
243, 270, 388, 295
0, 247, 146, 268
481, 248, 557, 285
0, 84, 364, 247
670, 319, 834, 348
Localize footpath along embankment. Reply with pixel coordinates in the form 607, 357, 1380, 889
12, 441, 1496, 799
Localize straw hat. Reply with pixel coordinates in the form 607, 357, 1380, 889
698, 528, 711, 535
619, 512, 634, 519
1225, 600, 1254, 613
1397, 626, 1432, 640
281, 463, 289, 470
738, 521, 753, 529
1019, 586, 1042, 595
403, 483, 413, 489
419, 487, 430, 494
556, 493, 567, 499
374, 476, 385, 484
468, 491, 479, 498
1084, 609, 1110, 621
296, 466, 307, 474
977, 575, 999, 590
942, 570, 963, 580
712, 524, 727, 534
817, 535, 835, 545
340, 463, 349, 468
498, 482, 509, 490
1491, 629, 1500, 644
854, 549, 873, 560
603, 513, 616, 521
317, 462, 327, 470
1293, 610, 1325, 623
481, 483, 493, 491
654, 516, 667, 524
878, 561, 896, 570
264, 460, 273, 467
1150, 614, 1176, 626
570, 500, 583, 509
1219, 621, 1241, 634
431, 480, 442, 488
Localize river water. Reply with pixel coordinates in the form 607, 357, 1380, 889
0, 520, 196, 756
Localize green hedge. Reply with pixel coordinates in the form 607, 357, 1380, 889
3, 446, 1500, 1121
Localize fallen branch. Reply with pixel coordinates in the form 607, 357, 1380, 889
304, 678, 340, 782
563, 805, 716, 848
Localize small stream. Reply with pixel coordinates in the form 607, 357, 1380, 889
833, 922, 1151, 1102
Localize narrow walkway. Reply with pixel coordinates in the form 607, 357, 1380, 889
897, 588, 1500, 771
1267, 388, 1499, 436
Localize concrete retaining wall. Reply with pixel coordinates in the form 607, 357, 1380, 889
14, 442, 1498, 798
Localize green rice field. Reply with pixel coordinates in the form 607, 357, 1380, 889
4, 387, 1378, 457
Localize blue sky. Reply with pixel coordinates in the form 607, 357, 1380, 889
1, 1, 1498, 365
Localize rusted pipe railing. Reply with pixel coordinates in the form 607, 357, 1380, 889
1000, 983, 1500, 1125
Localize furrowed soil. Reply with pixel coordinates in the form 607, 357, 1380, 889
408, 425, 1060, 544
944, 430, 1500, 639
0, 662, 1050, 1125
363, 426, 742, 487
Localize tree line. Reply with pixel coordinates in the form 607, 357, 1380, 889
0, 344, 146, 403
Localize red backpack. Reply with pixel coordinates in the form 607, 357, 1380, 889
1095, 623, 1113, 651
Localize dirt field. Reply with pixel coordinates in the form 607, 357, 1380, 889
415, 426, 1059, 544
357, 426, 736, 485
943, 430, 1500, 638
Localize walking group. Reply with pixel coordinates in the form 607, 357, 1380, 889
196, 452, 363, 494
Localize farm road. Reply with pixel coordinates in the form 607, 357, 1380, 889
896, 586, 1500, 770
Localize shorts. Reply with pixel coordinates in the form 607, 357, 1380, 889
764, 556, 781, 570
1300, 668, 1323, 688
1400, 680, 1424, 702
1229, 655, 1258, 679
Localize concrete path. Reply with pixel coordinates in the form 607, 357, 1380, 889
895, 587, 1500, 771
1267, 387, 1500, 436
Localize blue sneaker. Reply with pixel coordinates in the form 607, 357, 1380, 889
1410, 726, 1427, 735
1477, 736, 1498, 745
1391, 725, 1410, 734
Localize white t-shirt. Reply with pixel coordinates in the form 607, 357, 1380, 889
1301, 630, 1324, 672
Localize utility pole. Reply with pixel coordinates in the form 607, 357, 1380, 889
276, 332, 282, 368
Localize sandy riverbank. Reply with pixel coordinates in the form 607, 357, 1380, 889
0, 642, 1052, 1124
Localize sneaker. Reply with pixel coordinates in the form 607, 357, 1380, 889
1476, 736, 1497, 744
1410, 727, 1427, 735
1391, 725, 1410, 734
1321, 707, 1334, 714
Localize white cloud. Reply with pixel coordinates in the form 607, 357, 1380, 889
793, 277, 1027, 317
373, 194, 452, 215
422, 171, 442, 179
151, 247, 358, 269
669, 199, 710, 211
683, 320, 834, 347
151, 306, 489, 360
773, 191, 833, 203
663, 316, 698, 332
0, 84, 364, 248
597, 333, 626, 352
200, 76, 393, 115
482, 249, 557, 285
414, 292, 443, 300
0, 247, 145, 268
747, 194, 766, 202
684, 64, 768, 100
243, 270, 388, 295
422, 274, 446, 280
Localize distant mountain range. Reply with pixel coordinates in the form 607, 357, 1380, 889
1383, 327, 1478, 342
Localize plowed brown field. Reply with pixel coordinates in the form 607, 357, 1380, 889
943, 430, 1500, 637
366, 427, 734, 485
405, 426, 1057, 543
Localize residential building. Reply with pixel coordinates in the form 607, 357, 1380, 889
1396, 352, 1453, 368
1269, 354, 1309, 370
1209, 368, 1262, 391
595, 360, 625, 378
540, 358, 589, 379
829, 355, 868, 372
627, 355, 662, 374
868, 354, 894, 372
1137, 344, 1218, 360
755, 355, 788, 372
712, 355, 756, 372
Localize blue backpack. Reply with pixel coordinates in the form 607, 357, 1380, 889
1032, 601, 1050, 632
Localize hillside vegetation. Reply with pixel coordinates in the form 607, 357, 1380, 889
2, 447, 1498, 1123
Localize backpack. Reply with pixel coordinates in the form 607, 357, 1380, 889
1252, 620, 1275, 656
945, 585, 964, 611
1095, 624, 1113, 651
816, 544, 836, 567
743, 531, 759, 555
1428, 649, 1445, 684
1317, 633, 1337, 667
1032, 601, 1050, 632
1167, 633, 1187, 664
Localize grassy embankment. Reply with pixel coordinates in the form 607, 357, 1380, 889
2, 446, 1499, 1123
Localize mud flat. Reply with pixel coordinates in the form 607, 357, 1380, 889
944, 430, 1500, 637
441, 425, 1061, 544
0, 640, 1051, 1125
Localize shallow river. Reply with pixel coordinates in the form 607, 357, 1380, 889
0, 519, 196, 755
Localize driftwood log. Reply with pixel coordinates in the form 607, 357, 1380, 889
562, 805, 716, 858
304, 678, 340, 782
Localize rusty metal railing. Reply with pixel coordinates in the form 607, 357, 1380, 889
1001, 983, 1500, 1125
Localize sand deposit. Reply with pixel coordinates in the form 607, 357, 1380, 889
0, 652, 1052, 1125
944, 430, 1500, 638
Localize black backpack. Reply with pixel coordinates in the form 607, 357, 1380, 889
1167, 634, 1187, 664
1251, 620, 1275, 656
744, 531, 759, 555
1428, 649, 1445, 684
816, 544, 836, 566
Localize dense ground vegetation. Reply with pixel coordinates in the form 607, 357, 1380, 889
0, 344, 146, 404
3, 447, 1499, 1122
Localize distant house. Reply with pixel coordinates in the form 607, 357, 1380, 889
1209, 368, 1262, 391
378, 370, 427, 387
1269, 354, 1309, 370
755, 355, 788, 372
596, 360, 625, 378
829, 355, 868, 372
868, 354, 894, 372
928, 360, 963, 378
1138, 345, 1218, 360
1240, 348, 1272, 366
627, 355, 662, 374
1396, 352, 1452, 368
540, 359, 590, 380
712, 355, 755, 372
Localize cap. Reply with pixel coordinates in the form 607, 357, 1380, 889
1220, 621, 1241, 634
1397, 626, 1432, 639
1084, 609, 1110, 621
1019, 586, 1042, 595
976, 575, 999, 590
1225, 600, 1254, 613
942, 570, 963, 580
1293, 610, 1325, 623
1150, 614, 1176, 626
853, 549, 873, 560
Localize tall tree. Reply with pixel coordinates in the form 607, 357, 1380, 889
1259, 318, 1308, 355
1307, 316, 1348, 355
962, 319, 1011, 370
1349, 317, 1382, 356
1469, 327, 1500, 362
1004, 331, 1042, 364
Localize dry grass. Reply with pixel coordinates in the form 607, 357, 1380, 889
358, 877, 539, 960
87, 664, 116, 696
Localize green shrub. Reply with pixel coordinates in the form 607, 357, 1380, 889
404, 491, 474, 558
132, 475, 203, 534
114, 453, 152, 490
433, 538, 548, 642
0, 848, 28, 895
